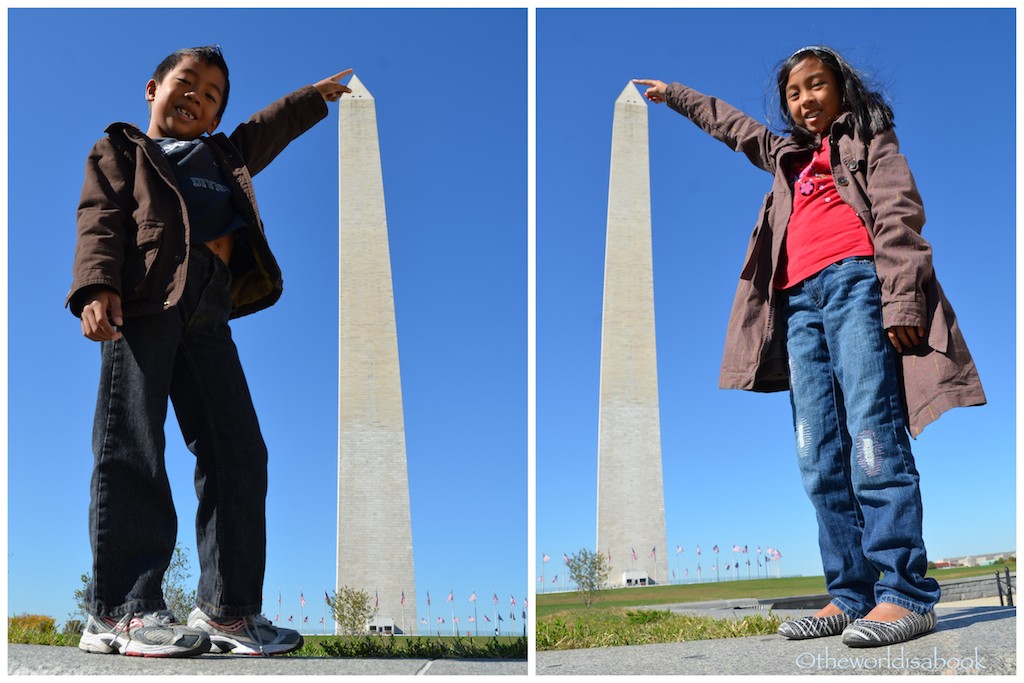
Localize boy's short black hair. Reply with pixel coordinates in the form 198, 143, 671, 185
152, 45, 230, 120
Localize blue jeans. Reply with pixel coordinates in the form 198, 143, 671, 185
87, 245, 267, 619
784, 258, 940, 617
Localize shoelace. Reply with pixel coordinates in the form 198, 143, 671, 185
108, 612, 136, 643
241, 614, 268, 656
108, 610, 180, 641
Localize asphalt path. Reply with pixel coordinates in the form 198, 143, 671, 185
7, 645, 528, 676
536, 604, 1015, 675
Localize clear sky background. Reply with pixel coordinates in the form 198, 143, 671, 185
6, 7, 527, 631
537, 8, 1015, 587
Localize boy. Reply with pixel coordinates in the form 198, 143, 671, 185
67, 45, 351, 657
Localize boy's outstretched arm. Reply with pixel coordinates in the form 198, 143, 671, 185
315, 69, 354, 102
633, 79, 669, 103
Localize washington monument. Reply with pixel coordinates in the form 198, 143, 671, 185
595, 82, 668, 587
337, 75, 417, 633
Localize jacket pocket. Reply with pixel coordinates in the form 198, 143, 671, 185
740, 192, 772, 280
123, 220, 165, 298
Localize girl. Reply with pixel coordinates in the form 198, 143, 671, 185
634, 46, 985, 648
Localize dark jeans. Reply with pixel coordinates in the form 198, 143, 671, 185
784, 258, 940, 617
87, 245, 267, 619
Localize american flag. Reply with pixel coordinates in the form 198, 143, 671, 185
427, 591, 431, 606
631, 547, 638, 560
676, 545, 683, 554
510, 595, 516, 607
492, 593, 498, 604
484, 615, 491, 623
649, 546, 656, 558
447, 591, 454, 603
543, 554, 550, 563
469, 592, 477, 602
301, 593, 306, 607
563, 553, 569, 564
732, 545, 741, 553
324, 591, 330, 605
401, 591, 405, 606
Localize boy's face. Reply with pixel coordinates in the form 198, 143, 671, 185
145, 55, 226, 140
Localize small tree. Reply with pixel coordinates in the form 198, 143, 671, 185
566, 548, 609, 608
161, 545, 197, 621
327, 586, 378, 635
72, 544, 197, 624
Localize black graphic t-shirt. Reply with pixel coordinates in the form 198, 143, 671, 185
156, 137, 248, 244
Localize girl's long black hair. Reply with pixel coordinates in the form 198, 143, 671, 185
774, 45, 894, 147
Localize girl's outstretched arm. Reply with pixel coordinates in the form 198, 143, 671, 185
635, 78, 786, 175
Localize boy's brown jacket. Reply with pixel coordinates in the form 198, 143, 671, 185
664, 83, 985, 437
67, 85, 328, 320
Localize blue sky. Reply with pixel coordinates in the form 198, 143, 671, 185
537, 8, 1015, 587
6, 8, 527, 632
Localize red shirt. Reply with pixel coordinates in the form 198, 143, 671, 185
777, 136, 874, 289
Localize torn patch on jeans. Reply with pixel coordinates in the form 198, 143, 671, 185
856, 430, 883, 476
796, 418, 811, 458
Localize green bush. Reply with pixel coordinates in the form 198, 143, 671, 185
8, 614, 78, 646
298, 634, 526, 659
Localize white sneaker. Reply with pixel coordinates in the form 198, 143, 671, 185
188, 608, 304, 656
78, 610, 211, 657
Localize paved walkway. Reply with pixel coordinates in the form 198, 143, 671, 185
7, 645, 527, 676
537, 604, 1016, 675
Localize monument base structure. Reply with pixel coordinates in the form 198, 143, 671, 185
337, 75, 417, 634
595, 82, 669, 587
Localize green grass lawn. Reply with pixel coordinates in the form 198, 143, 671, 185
535, 561, 1015, 651
536, 560, 1015, 618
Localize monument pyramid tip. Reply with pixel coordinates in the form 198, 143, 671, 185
342, 73, 373, 99
616, 81, 646, 106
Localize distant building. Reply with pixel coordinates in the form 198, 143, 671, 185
937, 551, 1016, 568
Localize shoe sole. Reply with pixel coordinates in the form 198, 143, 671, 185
208, 634, 304, 656
79, 633, 211, 658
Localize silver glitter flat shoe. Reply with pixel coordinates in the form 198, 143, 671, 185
777, 612, 853, 640
841, 610, 936, 648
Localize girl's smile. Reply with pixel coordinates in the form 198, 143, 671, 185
785, 56, 842, 134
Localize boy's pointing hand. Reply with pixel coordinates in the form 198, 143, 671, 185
315, 69, 354, 102
632, 79, 668, 104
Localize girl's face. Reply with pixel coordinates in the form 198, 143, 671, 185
785, 56, 842, 135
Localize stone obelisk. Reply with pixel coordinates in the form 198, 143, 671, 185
595, 82, 668, 587
337, 75, 417, 634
